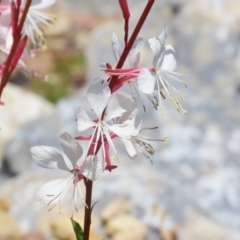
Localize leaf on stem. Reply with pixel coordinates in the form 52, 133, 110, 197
71, 218, 84, 240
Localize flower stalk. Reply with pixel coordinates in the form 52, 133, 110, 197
82, 1, 155, 239
109, 0, 155, 91
83, 179, 93, 240
0, 0, 32, 101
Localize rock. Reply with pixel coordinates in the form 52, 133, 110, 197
50, 212, 101, 240
0, 211, 22, 240
0, 196, 10, 212
113, 231, 146, 240
181, 210, 240, 240
100, 201, 132, 223
20, 232, 46, 240
0, 83, 53, 165
105, 214, 147, 240
160, 228, 178, 240
27, 51, 55, 75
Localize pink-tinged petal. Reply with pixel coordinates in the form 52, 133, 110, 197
112, 32, 120, 61
161, 45, 177, 71
102, 142, 117, 172
87, 78, 111, 119
128, 37, 144, 67
149, 25, 167, 67
0, 4, 10, 14
99, 63, 107, 71
122, 138, 137, 158
29, 0, 56, 9
36, 178, 70, 206
11, 36, 28, 69
105, 92, 135, 121
4, 27, 13, 50
137, 69, 156, 94
81, 156, 104, 181
31, 146, 69, 171
148, 37, 160, 56
114, 92, 137, 123
108, 117, 141, 137
75, 135, 92, 140
59, 132, 83, 168
77, 106, 96, 132
158, 24, 167, 46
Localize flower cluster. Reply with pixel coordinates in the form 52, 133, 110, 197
0, 0, 56, 103
31, 22, 185, 211
103, 25, 187, 115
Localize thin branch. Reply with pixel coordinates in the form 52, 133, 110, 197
109, 0, 155, 91
0, 0, 32, 99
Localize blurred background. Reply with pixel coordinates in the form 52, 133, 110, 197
0, 0, 240, 239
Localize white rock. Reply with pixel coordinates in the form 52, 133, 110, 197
0, 83, 53, 165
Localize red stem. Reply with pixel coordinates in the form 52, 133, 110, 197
118, 0, 130, 45
83, 179, 93, 240
82, 1, 155, 240
109, 0, 155, 92
0, 0, 32, 99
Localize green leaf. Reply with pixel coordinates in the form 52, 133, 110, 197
71, 218, 84, 240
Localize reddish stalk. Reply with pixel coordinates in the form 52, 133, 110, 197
83, 0, 155, 240
82, 1, 155, 239
0, 0, 32, 100
118, 0, 130, 45
109, 0, 155, 91
83, 179, 93, 240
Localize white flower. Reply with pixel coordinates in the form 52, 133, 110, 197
137, 24, 187, 114
113, 113, 167, 161
31, 132, 104, 212
22, 0, 56, 47
0, 20, 31, 67
77, 77, 141, 170
111, 32, 144, 67
0, 0, 56, 48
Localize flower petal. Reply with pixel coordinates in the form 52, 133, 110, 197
158, 24, 167, 47
149, 24, 167, 67
36, 178, 70, 206
77, 106, 96, 132
128, 37, 144, 67
114, 92, 137, 123
161, 45, 177, 71
112, 32, 120, 61
108, 117, 141, 137
59, 132, 83, 168
148, 37, 160, 56
31, 146, 69, 171
122, 138, 137, 158
81, 156, 104, 181
137, 69, 156, 94
29, 0, 56, 9
105, 92, 135, 122
87, 78, 111, 119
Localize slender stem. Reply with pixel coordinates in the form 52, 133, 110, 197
109, 0, 155, 91
82, 1, 155, 239
0, 0, 32, 98
83, 180, 93, 240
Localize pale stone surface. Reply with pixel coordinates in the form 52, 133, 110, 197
20, 232, 46, 240
0, 196, 11, 212
105, 214, 147, 240
0, 83, 53, 164
180, 210, 240, 240
100, 201, 132, 223
49, 212, 101, 240
160, 228, 178, 240
1, 0, 240, 239
113, 231, 146, 240
0, 211, 23, 240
